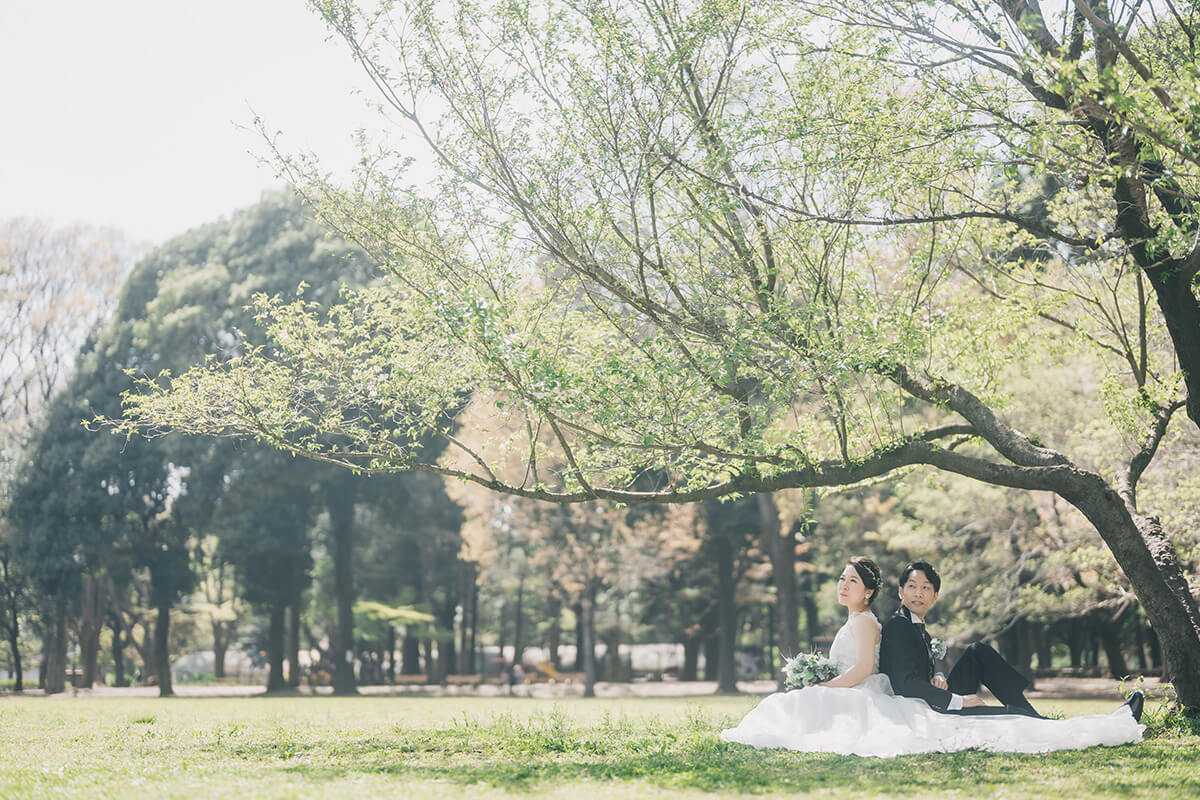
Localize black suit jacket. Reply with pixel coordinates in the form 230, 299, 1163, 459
880, 606, 953, 712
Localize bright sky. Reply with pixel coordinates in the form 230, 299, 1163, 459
0, 1, 391, 245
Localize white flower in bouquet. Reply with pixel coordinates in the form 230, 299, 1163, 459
782, 652, 839, 689
930, 638, 947, 661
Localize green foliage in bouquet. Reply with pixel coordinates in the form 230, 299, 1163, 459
782, 653, 838, 690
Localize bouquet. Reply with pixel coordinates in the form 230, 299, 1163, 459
930, 638, 947, 661
782, 652, 839, 689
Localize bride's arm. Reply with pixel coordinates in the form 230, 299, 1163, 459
819, 615, 879, 689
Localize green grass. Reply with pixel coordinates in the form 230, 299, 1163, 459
0, 696, 1195, 799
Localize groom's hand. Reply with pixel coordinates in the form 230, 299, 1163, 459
961, 694, 985, 708
931, 673, 948, 690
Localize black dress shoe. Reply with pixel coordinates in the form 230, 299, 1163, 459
1009, 698, 1044, 719
1123, 690, 1145, 722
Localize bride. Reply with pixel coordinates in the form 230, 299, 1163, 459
720, 556, 1145, 757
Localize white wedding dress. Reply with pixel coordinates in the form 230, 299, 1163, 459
720, 611, 1143, 757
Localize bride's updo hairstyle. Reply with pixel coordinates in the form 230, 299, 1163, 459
848, 556, 882, 605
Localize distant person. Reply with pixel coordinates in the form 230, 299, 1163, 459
720, 556, 1143, 756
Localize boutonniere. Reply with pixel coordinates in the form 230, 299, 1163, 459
929, 638, 947, 661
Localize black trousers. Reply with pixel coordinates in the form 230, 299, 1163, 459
945, 642, 1040, 717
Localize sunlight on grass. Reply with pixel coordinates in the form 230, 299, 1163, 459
0, 695, 1195, 799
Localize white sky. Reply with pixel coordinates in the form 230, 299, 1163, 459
0, 1, 393, 245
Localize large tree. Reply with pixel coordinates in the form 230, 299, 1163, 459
115, 1, 1200, 709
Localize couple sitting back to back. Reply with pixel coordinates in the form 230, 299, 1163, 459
720, 556, 1145, 756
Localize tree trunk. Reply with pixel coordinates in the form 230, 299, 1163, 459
581, 580, 597, 697
467, 576, 478, 674
512, 574, 525, 671
1142, 254, 1200, 432
154, 600, 173, 697
1033, 622, 1052, 672
213, 625, 228, 680
799, 570, 821, 650
423, 637, 436, 683
1059, 475, 1200, 706
547, 594, 562, 670
287, 603, 301, 687
1, 554, 23, 692
1070, 618, 1089, 671
703, 634, 718, 680
681, 635, 700, 681
440, 596, 457, 678
1008, 618, 1034, 685
44, 594, 68, 695
5, 602, 21, 693
402, 631, 421, 674
212, 564, 230, 680
385, 626, 396, 683
79, 574, 103, 687
1147, 624, 1162, 671
756, 493, 797, 690
37, 637, 47, 690
1133, 619, 1149, 672
326, 477, 357, 695
572, 601, 584, 671
715, 535, 738, 694
1095, 610, 1130, 680
457, 561, 473, 674
417, 535, 440, 684
109, 614, 126, 687
266, 605, 286, 692
603, 615, 623, 682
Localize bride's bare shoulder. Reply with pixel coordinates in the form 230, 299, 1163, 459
850, 611, 882, 635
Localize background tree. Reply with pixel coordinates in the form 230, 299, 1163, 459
0, 219, 134, 691
207, 448, 316, 692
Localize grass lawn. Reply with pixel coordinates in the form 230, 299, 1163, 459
0, 694, 1195, 799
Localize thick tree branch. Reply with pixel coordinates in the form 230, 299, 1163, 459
881, 362, 1070, 467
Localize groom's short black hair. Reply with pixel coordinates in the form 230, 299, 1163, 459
900, 561, 941, 593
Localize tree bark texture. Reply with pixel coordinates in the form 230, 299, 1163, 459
1056, 472, 1200, 707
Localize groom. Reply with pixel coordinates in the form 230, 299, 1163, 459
880, 561, 1043, 717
